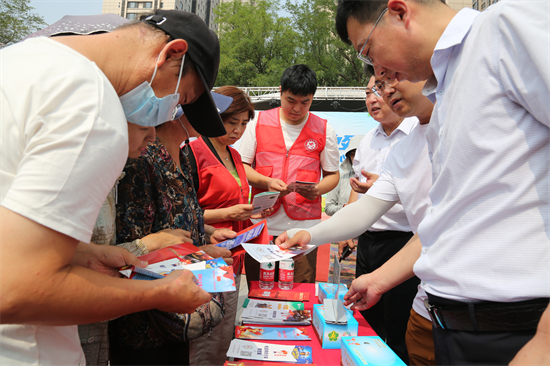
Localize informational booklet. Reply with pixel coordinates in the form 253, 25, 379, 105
216, 222, 266, 250
226, 340, 313, 364
251, 192, 280, 215
118, 243, 235, 293
248, 289, 310, 302
287, 181, 317, 192
119, 243, 213, 278
224, 361, 317, 366
193, 266, 236, 293
242, 243, 315, 263
242, 308, 312, 325
235, 326, 311, 341
243, 298, 304, 311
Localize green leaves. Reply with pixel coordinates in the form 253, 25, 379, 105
214, 0, 368, 87
0, 0, 47, 46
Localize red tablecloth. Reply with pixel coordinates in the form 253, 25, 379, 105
239, 281, 377, 366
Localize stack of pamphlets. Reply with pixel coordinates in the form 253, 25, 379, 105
235, 326, 311, 341
242, 243, 315, 263
227, 340, 313, 364
243, 298, 304, 311
241, 308, 312, 325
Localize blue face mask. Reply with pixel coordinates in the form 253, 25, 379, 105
119, 53, 186, 127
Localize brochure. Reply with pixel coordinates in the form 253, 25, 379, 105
216, 221, 267, 250
243, 298, 304, 311
193, 266, 236, 293
248, 289, 310, 302
287, 181, 317, 192
251, 192, 280, 215
119, 243, 213, 278
235, 326, 311, 341
224, 361, 317, 366
242, 243, 315, 263
226, 340, 313, 364
242, 308, 312, 325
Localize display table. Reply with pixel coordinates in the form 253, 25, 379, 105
238, 281, 377, 365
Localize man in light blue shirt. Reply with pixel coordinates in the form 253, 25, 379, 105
335, 0, 549, 364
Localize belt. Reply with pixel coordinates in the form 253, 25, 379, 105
424, 297, 549, 332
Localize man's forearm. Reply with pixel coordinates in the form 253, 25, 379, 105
318, 171, 339, 195
1, 208, 177, 326
371, 233, 421, 293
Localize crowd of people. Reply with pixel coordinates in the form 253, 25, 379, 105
0, 0, 548, 365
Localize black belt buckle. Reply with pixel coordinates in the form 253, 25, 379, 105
424, 299, 446, 329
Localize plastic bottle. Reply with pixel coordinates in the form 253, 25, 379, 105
259, 261, 275, 289
278, 259, 294, 290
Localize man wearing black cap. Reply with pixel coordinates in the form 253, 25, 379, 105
0, 10, 224, 365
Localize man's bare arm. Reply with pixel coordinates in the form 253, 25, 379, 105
0, 208, 211, 326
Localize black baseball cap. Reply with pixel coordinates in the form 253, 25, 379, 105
144, 10, 226, 137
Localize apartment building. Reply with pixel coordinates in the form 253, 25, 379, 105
102, 0, 219, 31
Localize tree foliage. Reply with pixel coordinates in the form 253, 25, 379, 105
214, 0, 368, 87
0, 0, 47, 46
214, 0, 300, 87
284, 0, 369, 86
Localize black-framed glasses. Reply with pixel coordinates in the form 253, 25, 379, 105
371, 77, 398, 97
357, 8, 388, 66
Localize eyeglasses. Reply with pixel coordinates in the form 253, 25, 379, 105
357, 8, 388, 66
371, 77, 398, 98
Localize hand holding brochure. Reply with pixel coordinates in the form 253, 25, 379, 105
242, 243, 315, 263
216, 221, 266, 250
251, 192, 280, 215
235, 326, 311, 341
227, 340, 313, 364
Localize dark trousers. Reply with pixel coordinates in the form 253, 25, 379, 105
356, 230, 418, 365
109, 339, 189, 365
428, 293, 542, 365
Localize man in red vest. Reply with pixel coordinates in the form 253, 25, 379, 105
239, 64, 340, 284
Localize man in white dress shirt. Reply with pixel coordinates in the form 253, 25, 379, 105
334, 0, 549, 364
337, 72, 420, 362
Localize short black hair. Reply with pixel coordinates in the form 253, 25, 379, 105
336, 0, 387, 45
336, 0, 444, 45
280, 64, 317, 96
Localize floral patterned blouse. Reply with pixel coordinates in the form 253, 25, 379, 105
116, 138, 205, 246
111, 138, 221, 350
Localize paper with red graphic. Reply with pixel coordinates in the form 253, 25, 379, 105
226, 340, 313, 363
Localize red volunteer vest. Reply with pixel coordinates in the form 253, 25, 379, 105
252, 107, 326, 220
190, 136, 251, 233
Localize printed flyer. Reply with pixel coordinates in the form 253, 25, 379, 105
242, 243, 315, 263
226, 340, 313, 364
235, 326, 311, 341
248, 289, 310, 302
216, 222, 266, 250
251, 192, 280, 215
243, 298, 304, 311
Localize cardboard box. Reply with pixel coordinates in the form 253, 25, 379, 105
312, 304, 358, 349
341, 336, 406, 366
317, 283, 347, 304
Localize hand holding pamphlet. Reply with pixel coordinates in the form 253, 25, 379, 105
251, 192, 280, 215
242, 243, 315, 263
287, 181, 317, 192
118, 243, 236, 293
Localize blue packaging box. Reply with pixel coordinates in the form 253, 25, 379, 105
341, 336, 406, 366
312, 304, 358, 349
317, 283, 347, 304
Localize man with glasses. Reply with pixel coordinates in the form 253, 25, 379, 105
335, 0, 549, 364
0, 10, 224, 365
339, 70, 418, 363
